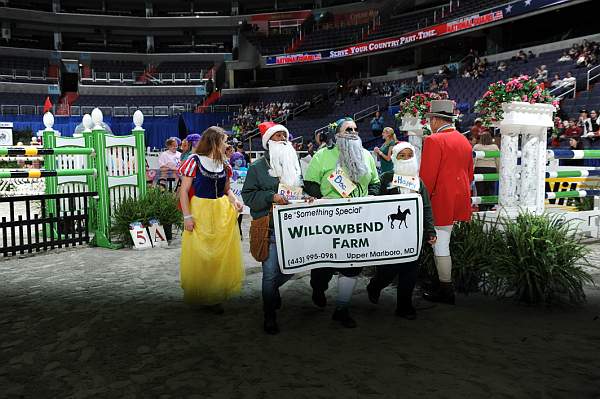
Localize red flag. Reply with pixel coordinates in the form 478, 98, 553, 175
43, 96, 53, 113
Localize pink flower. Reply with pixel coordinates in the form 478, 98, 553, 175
522, 95, 529, 101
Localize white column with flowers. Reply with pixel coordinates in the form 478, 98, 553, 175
476, 76, 558, 215
501, 102, 555, 214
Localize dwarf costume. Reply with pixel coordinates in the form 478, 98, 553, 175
242, 122, 304, 335
367, 142, 436, 318
419, 100, 474, 303
303, 117, 380, 328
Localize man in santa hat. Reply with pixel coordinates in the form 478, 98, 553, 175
303, 117, 380, 328
366, 142, 436, 319
419, 100, 473, 305
242, 121, 306, 335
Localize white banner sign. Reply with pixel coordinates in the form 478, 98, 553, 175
273, 194, 423, 274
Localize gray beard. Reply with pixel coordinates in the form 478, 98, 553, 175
337, 136, 368, 182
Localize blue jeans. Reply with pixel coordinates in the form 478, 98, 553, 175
262, 235, 293, 316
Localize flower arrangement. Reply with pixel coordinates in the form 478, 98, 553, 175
395, 92, 449, 135
475, 75, 559, 127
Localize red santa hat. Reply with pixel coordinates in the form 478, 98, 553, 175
259, 122, 289, 150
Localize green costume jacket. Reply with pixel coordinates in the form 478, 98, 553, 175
379, 171, 436, 239
241, 154, 280, 230
303, 145, 381, 199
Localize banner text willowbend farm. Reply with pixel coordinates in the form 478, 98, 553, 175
274, 195, 423, 273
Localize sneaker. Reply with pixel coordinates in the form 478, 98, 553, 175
366, 282, 380, 304
312, 289, 327, 308
332, 307, 357, 328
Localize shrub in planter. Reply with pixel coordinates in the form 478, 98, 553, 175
417, 215, 501, 294
487, 213, 594, 305
111, 187, 182, 246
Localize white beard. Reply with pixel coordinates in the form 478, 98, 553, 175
268, 141, 302, 187
337, 135, 368, 182
393, 157, 419, 176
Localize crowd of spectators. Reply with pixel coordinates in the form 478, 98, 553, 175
231, 101, 298, 139
557, 40, 599, 68
550, 109, 600, 147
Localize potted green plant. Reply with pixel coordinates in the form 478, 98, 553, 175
111, 187, 182, 246
142, 187, 182, 241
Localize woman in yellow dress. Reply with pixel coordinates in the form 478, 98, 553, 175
178, 127, 244, 313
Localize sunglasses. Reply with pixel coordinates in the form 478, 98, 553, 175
344, 127, 358, 133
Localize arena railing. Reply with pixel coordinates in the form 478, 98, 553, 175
549, 81, 576, 100
81, 70, 208, 85
0, 68, 56, 82
354, 104, 380, 122
587, 64, 600, 91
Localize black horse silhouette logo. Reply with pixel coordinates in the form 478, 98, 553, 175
388, 206, 411, 229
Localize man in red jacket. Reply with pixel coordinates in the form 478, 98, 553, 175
419, 100, 474, 304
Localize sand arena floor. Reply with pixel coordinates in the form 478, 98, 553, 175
1, 217, 599, 399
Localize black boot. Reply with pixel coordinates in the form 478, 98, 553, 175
274, 290, 282, 310
332, 307, 357, 328
366, 281, 381, 304
312, 289, 327, 308
263, 313, 279, 335
395, 304, 417, 320
422, 282, 455, 305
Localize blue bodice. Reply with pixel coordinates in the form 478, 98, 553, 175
192, 161, 228, 199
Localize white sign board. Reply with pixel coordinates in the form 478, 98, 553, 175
0, 122, 13, 145
230, 168, 250, 215
273, 194, 423, 274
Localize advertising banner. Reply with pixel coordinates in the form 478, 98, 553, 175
273, 194, 423, 274
265, 0, 572, 66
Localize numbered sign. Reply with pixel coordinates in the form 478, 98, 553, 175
148, 221, 168, 247
130, 225, 152, 249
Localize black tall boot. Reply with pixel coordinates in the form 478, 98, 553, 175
422, 282, 455, 305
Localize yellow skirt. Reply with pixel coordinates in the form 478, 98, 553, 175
180, 195, 244, 305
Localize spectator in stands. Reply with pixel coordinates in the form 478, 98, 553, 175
562, 72, 576, 88
236, 142, 251, 165
159, 137, 181, 178
374, 127, 397, 174
440, 78, 449, 91
225, 144, 234, 161
429, 79, 439, 92
472, 133, 499, 211
589, 110, 600, 136
560, 119, 582, 141
578, 110, 593, 138
558, 51, 572, 62
181, 133, 201, 162
469, 118, 487, 141
366, 80, 373, 96
512, 50, 527, 63
536, 65, 548, 82
497, 61, 508, 72
416, 71, 425, 92
562, 138, 584, 166
527, 50, 535, 59
550, 74, 562, 88
370, 111, 385, 137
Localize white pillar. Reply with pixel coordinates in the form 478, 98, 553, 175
499, 102, 555, 215
520, 126, 547, 214
498, 125, 520, 215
